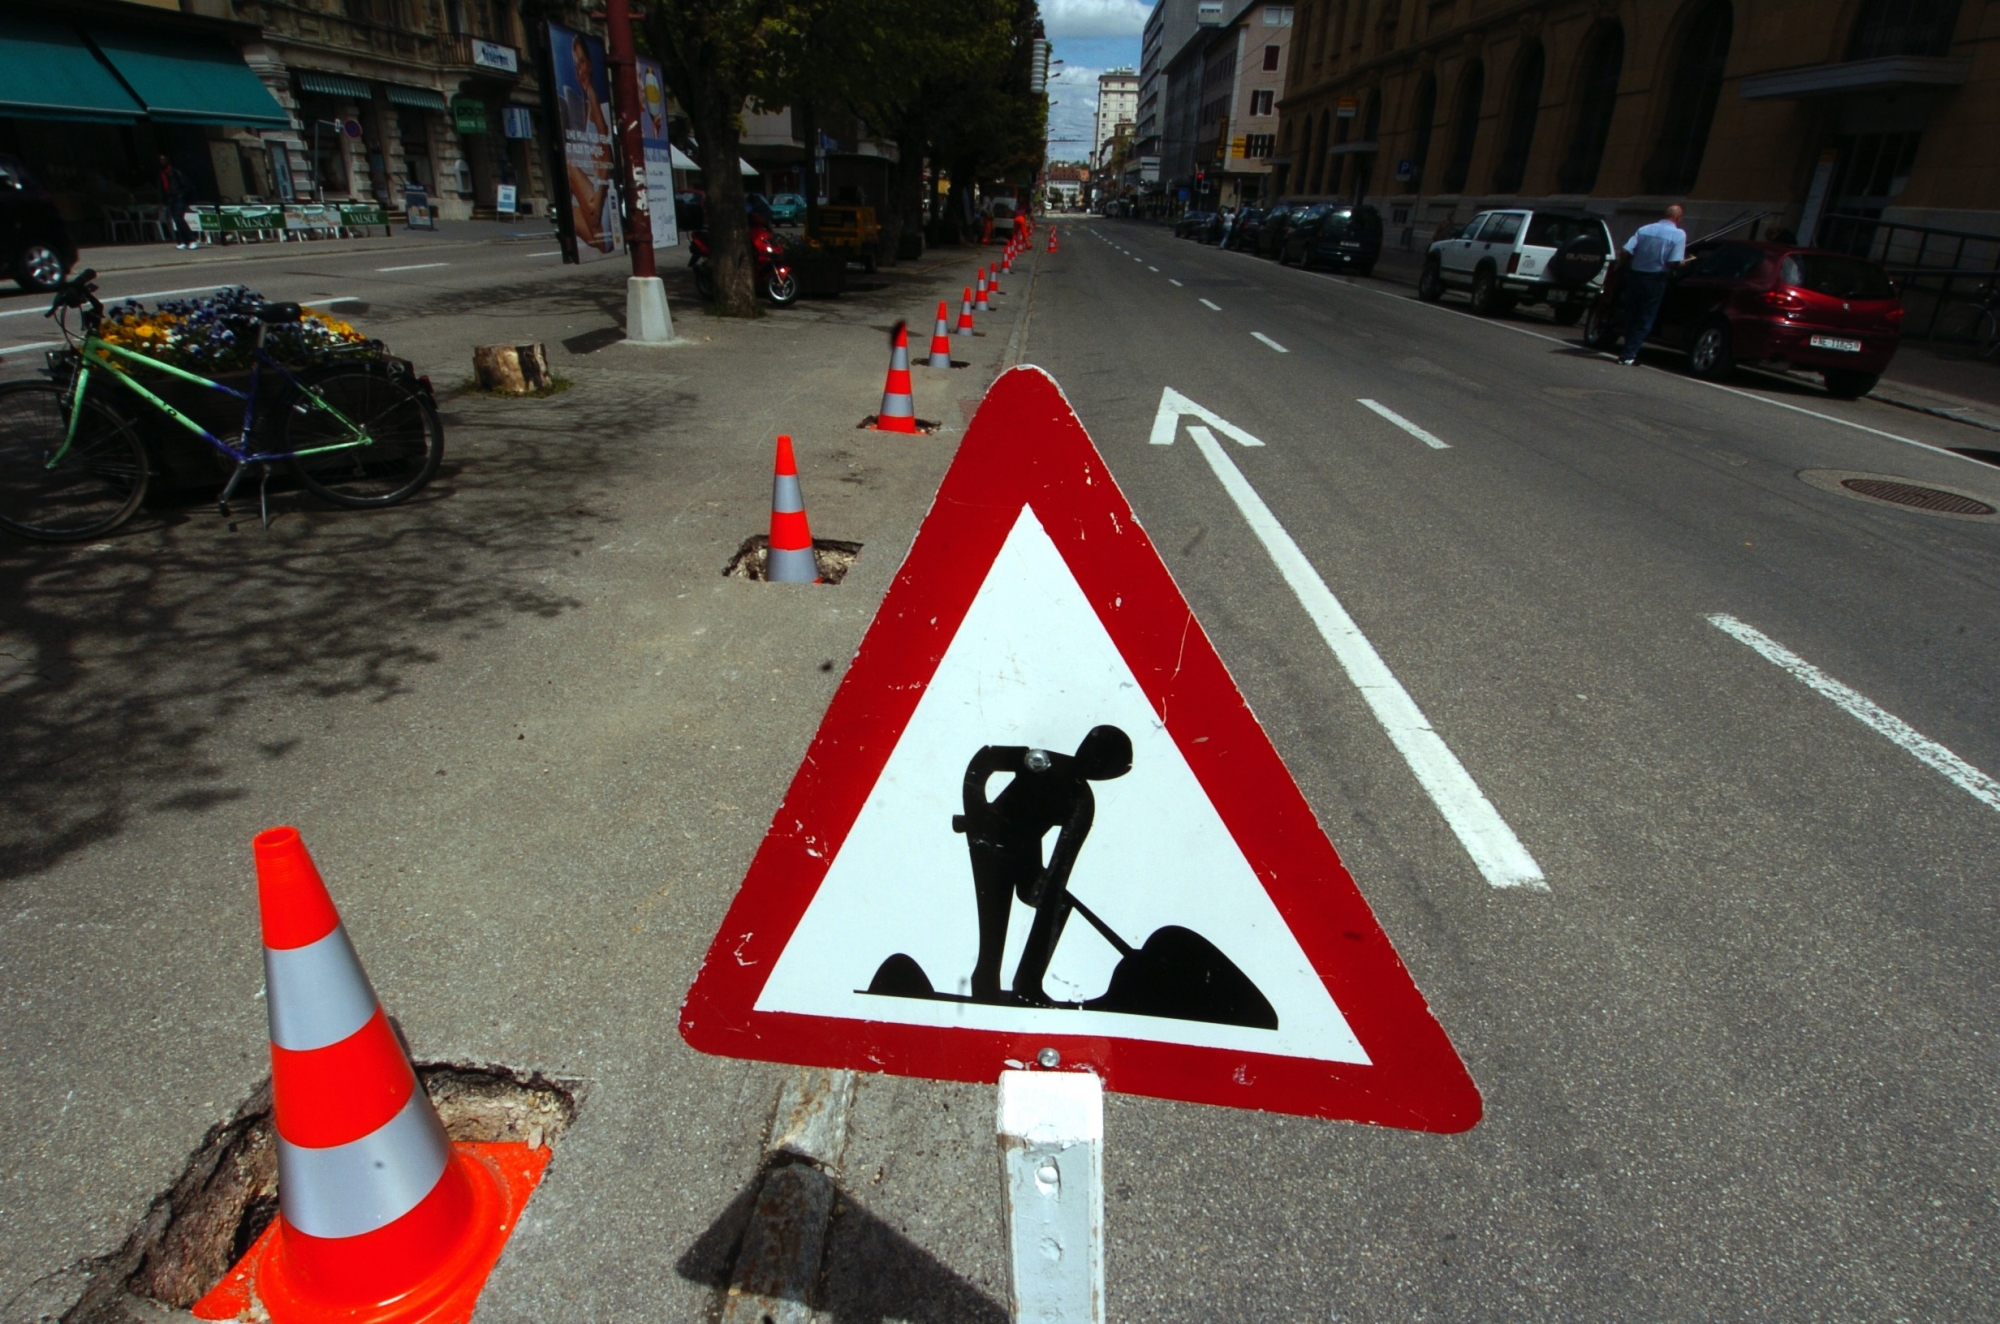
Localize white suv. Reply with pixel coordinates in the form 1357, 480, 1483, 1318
1418, 209, 1613, 324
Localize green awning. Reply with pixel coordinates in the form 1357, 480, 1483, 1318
297, 71, 371, 100
384, 84, 447, 111
87, 27, 290, 128
0, 15, 144, 122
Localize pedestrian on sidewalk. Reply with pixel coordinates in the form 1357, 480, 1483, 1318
158, 154, 197, 249
1618, 204, 1687, 365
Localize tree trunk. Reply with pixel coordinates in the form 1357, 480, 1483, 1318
689, 94, 756, 315
880, 130, 925, 264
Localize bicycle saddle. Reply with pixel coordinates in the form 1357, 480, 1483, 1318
254, 302, 302, 323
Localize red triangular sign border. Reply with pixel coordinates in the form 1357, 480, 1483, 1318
680, 367, 1481, 1132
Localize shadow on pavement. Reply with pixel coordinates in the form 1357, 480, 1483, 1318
0, 383, 660, 885
677, 1171, 1006, 1324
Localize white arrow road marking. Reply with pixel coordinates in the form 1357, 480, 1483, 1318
1149, 386, 1267, 448
1709, 614, 2000, 814
1251, 332, 1289, 353
1169, 416, 1546, 891
1200, 298, 1222, 311
1359, 399, 1450, 449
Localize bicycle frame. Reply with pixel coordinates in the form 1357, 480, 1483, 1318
57, 334, 372, 469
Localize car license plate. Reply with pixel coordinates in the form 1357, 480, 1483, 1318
1340, 241, 1361, 248
1547, 289, 1568, 304
1810, 335, 1863, 353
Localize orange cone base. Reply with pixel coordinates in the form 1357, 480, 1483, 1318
192, 1143, 550, 1324
870, 413, 920, 434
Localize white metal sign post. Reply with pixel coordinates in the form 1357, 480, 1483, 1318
999, 1065, 1105, 1324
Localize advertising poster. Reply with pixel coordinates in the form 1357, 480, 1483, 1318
636, 56, 679, 250
547, 22, 621, 260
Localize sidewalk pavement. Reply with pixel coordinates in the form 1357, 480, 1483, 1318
68, 216, 559, 278
0, 240, 1045, 1322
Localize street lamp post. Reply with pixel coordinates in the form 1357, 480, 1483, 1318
604, 0, 672, 344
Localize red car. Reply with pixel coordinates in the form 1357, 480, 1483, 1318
1584, 241, 1903, 398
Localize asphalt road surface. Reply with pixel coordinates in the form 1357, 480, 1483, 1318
4, 217, 1996, 1321
1015, 219, 2000, 1319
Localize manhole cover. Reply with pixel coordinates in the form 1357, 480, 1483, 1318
1798, 469, 2000, 521
1839, 478, 1995, 515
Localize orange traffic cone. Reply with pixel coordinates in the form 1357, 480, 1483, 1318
192, 828, 548, 1324
1047, 227, 1058, 252
956, 287, 975, 336
873, 322, 918, 434
767, 434, 818, 582
988, 261, 1002, 297
974, 267, 990, 312
924, 300, 953, 369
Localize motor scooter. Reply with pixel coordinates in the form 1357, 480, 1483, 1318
688, 219, 799, 307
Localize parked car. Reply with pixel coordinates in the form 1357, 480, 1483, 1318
1582, 241, 1903, 398
810, 204, 882, 271
1174, 211, 1215, 239
769, 192, 806, 224
1256, 203, 1311, 258
0, 154, 76, 292
1280, 202, 1384, 274
1419, 208, 1614, 322
1225, 206, 1266, 251
985, 199, 1018, 239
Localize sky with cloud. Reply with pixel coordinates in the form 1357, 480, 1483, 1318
1041, 0, 1152, 163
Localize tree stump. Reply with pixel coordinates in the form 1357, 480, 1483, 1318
473, 343, 551, 394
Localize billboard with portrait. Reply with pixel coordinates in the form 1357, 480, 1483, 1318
635, 56, 679, 250
547, 22, 621, 260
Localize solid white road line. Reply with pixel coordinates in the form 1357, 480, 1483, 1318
1708, 614, 2000, 814
1169, 279, 1184, 286
301, 295, 361, 307
528, 250, 563, 257
1200, 298, 1222, 311
0, 339, 63, 357
376, 262, 449, 272
1251, 332, 1290, 353
1359, 398, 1451, 449
1184, 422, 1547, 890
0, 284, 223, 319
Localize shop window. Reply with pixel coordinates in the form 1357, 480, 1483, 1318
1440, 60, 1483, 194
1491, 43, 1544, 194
1847, 0, 1961, 59
1558, 24, 1623, 194
1642, 1, 1733, 196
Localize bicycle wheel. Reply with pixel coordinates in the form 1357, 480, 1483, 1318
282, 367, 443, 508
1933, 297, 2000, 361
0, 380, 149, 541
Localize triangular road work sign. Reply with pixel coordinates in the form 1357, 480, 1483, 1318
681, 367, 1480, 1131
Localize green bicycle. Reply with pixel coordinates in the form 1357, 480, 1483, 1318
0, 269, 442, 540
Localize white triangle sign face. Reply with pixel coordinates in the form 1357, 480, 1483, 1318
682, 368, 1480, 1129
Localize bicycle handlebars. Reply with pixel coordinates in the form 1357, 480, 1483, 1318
45, 269, 102, 320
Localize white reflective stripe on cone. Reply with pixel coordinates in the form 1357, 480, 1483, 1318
767, 546, 818, 581
880, 394, 915, 418
277, 1088, 452, 1239
264, 924, 380, 1052
772, 473, 805, 514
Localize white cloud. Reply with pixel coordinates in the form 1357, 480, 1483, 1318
1042, 0, 1151, 41
1045, 62, 1105, 162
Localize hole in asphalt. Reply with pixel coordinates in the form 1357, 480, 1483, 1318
724, 534, 863, 584
75, 1061, 579, 1319
856, 414, 942, 433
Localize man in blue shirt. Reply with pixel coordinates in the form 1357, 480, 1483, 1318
1618, 204, 1687, 364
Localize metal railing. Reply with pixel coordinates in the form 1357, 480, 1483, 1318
1817, 211, 2000, 342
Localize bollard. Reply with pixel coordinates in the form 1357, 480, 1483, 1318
626, 275, 674, 345
997, 1067, 1104, 1324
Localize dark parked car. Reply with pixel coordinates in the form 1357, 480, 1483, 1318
1256, 203, 1311, 258
1584, 241, 1904, 398
0, 154, 76, 292
1225, 207, 1266, 251
1280, 202, 1383, 274
1174, 210, 1216, 239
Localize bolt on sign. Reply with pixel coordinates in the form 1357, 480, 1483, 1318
680, 368, 1480, 1132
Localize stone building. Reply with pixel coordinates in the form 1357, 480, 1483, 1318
1274, 0, 1999, 253
1094, 67, 1139, 172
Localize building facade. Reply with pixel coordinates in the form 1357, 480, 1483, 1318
1275, 0, 2000, 254
1133, 0, 1207, 200
1093, 67, 1139, 173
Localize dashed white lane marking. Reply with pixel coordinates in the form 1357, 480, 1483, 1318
528, 250, 563, 257
300, 295, 361, 307
1148, 265, 1160, 272
0, 339, 63, 356
1169, 279, 1184, 286
1183, 422, 1547, 891
1359, 398, 1450, 449
1251, 332, 1289, 353
376, 262, 448, 272
1708, 614, 2000, 814
1200, 298, 1222, 311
